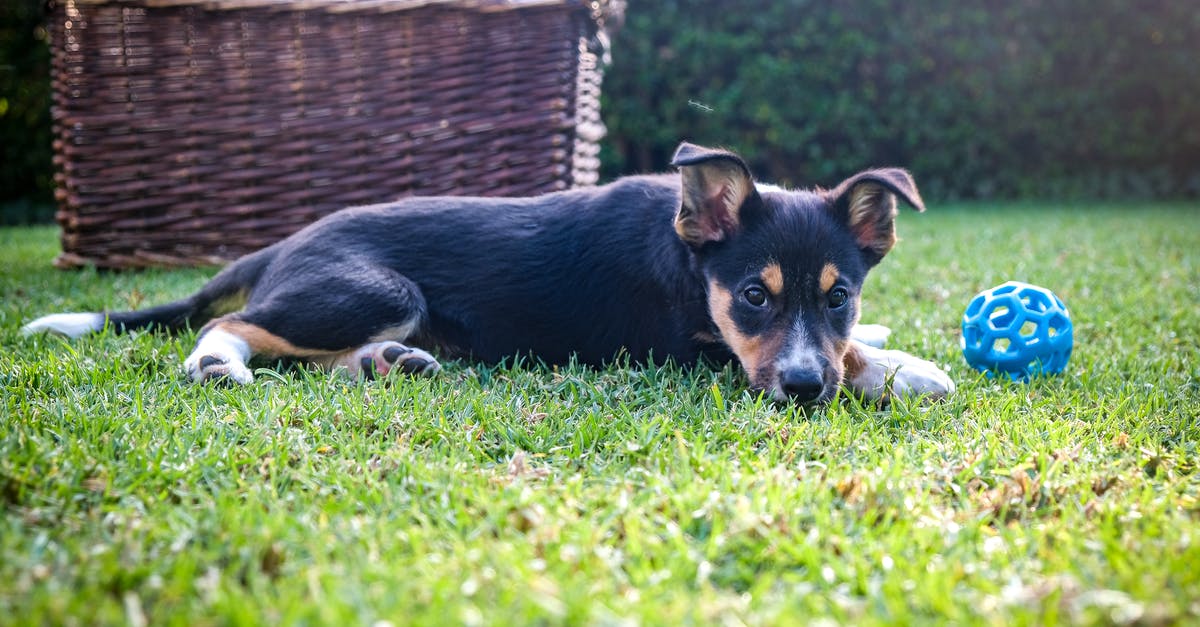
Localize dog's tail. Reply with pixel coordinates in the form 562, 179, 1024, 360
22, 245, 278, 339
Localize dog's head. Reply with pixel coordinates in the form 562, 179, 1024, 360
672, 142, 925, 403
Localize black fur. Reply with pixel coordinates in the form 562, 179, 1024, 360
46, 141, 930, 401
104, 245, 274, 333
234, 176, 725, 364
98, 175, 724, 364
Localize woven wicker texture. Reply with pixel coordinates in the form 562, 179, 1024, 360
50, 0, 612, 267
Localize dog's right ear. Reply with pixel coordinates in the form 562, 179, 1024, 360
825, 168, 925, 267
671, 142, 758, 247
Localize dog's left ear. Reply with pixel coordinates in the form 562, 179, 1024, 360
671, 142, 760, 247
826, 168, 925, 267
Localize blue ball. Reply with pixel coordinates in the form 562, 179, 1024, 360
961, 281, 1073, 381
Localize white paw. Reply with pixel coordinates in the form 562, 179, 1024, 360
184, 329, 253, 384
185, 352, 254, 384
886, 352, 955, 399
851, 324, 892, 348
849, 345, 955, 401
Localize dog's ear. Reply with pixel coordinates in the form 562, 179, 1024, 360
671, 142, 759, 247
826, 168, 925, 267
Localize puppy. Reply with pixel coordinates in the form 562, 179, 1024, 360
24, 142, 953, 403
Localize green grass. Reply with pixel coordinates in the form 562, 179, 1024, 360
2, 204, 1199, 625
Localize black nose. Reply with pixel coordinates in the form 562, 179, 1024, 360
779, 369, 825, 402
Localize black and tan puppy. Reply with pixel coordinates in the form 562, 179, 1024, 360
24, 142, 953, 403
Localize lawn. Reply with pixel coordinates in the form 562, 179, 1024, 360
2, 204, 1198, 625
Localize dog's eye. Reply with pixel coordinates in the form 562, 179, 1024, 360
743, 286, 768, 308
828, 287, 849, 309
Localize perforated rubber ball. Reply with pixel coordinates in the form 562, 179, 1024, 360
961, 281, 1073, 381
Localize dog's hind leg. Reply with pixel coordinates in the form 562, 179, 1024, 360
316, 341, 441, 380
184, 268, 437, 384
184, 320, 441, 384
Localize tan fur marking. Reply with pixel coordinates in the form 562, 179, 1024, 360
707, 280, 791, 391
673, 216, 695, 242
848, 183, 884, 226
369, 320, 420, 344
717, 170, 747, 221
819, 263, 839, 293
676, 218, 696, 240
761, 263, 784, 296
708, 280, 764, 377
848, 182, 898, 256
676, 162, 750, 245
837, 296, 865, 382
207, 290, 249, 317
207, 319, 334, 359
842, 341, 868, 380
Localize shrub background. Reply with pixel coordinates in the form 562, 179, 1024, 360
0, 0, 52, 222
602, 0, 1200, 199
2, 0, 1199, 222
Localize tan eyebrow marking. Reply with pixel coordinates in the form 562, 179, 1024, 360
820, 263, 840, 292
761, 262, 784, 296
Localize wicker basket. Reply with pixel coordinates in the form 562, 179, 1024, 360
48, 0, 616, 268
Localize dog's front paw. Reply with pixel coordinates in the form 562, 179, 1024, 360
885, 352, 955, 400
185, 352, 254, 385
848, 345, 955, 402
851, 323, 892, 348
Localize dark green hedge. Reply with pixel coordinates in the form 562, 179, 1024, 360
601, 0, 1200, 199
0, 0, 52, 210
